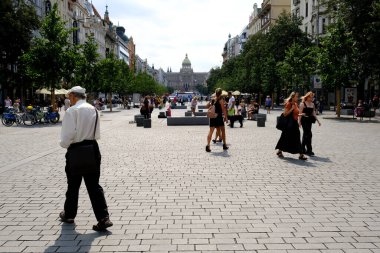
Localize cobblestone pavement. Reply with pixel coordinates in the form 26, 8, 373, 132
0, 106, 379, 253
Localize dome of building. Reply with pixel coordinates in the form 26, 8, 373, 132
182, 54, 191, 67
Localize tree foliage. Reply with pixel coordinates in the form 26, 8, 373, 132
0, 0, 40, 91
21, 4, 76, 91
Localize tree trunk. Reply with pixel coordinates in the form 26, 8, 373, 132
51, 88, 56, 110
108, 92, 112, 112
336, 87, 341, 118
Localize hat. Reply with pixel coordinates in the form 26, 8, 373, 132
67, 86, 86, 96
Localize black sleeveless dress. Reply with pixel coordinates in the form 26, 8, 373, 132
210, 98, 224, 127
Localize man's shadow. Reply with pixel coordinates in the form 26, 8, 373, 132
44, 223, 111, 252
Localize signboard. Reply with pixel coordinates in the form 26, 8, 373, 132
314, 76, 322, 89
345, 88, 357, 103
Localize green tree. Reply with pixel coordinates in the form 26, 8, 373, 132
96, 55, 124, 111
277, 42, 317, 92
324, 0, 380, 92
317, 19, 358, 117
21, 3, 76, 108
73, 36, 99, 90
0, 0, 39, 100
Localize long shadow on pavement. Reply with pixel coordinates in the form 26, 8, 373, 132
282, 157, 317, 167
308, 156, 332, 163
211, 151, 231, 157
44, 223, 111, 253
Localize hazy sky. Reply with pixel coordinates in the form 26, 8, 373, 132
91, 0, 260, 72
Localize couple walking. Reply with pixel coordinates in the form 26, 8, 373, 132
276, 91, 321, 160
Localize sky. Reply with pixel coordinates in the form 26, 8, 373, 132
91, 0, 260, 72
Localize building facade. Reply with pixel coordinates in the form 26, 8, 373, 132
165, 54, 208, 92
291, 0, 331, 43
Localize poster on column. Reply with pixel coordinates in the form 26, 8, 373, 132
345, 88, 357, 103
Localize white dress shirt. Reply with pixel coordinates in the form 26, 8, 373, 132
60, 99, 100, 149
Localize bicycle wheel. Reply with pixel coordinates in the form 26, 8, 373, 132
1, 116, 14, 127
15, 114, 22, 125
23, 113, 36, 126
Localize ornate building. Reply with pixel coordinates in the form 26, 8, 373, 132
165, 54, 208, 92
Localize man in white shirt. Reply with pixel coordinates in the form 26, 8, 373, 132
59, 86, 112, 231
227, 91, 236, 127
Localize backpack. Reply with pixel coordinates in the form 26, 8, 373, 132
207, 105, 218, 118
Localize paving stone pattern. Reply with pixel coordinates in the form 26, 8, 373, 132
0, 106, 379, 252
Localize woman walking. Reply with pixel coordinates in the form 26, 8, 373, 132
275, 92, 307, 160
206, 88, 228, 152
299, 92, 321, 156
190, 96, 198, 116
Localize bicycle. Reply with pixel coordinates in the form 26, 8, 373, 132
1, 108, 22, 127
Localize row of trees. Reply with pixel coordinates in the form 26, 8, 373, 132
1, 2, 169, 110
207, 0, 380, 116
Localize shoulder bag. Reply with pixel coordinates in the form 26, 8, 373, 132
207, 104, 218, 118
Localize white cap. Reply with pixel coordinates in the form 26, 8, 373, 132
67, 86, 86, 95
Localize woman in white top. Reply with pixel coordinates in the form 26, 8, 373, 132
4, 96, 12, 108
191, 97, 198, 116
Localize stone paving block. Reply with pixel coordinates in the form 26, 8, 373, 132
1, 109, 380, 252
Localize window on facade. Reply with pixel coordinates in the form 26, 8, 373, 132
305, 26, 308, 34
322, 18, 326, 34
305, 2, 308, 17
296, 8, 300, 18
312, 25, 315, 35
45, 0, 51, 15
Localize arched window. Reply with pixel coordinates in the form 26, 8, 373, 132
73, 21, 79, 44
45, 0, 51, 15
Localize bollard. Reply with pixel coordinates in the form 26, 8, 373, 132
136, 116, 144, 127
257, 117, 265, 127
143, 119, 151, 128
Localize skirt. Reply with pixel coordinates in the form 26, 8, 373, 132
209, 116, 224, 127
275, 118, 302, 154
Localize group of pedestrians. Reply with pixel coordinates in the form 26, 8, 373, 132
276, 91, 321, 160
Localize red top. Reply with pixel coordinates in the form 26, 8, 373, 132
285, 102, 299, 121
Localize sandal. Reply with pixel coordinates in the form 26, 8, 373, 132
276, 151, 284, 158
205, 145, 211, 152
299, 155, 308, 160
223, 144, 229, 150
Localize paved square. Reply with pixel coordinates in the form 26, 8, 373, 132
0, 106, 379, 252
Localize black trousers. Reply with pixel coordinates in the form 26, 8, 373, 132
301, 118, 313, 153
229, 115, 243, 128
64, 146, 109, 221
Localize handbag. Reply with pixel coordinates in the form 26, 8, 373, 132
207, 105, 218, 118
276, 113, 291, 131
67, 110, 99, 175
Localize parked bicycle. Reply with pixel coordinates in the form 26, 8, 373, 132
1, 108, 22, 127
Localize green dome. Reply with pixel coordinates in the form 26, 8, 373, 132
182, 54, 191, 66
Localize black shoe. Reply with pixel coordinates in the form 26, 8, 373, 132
93, 217, 113, 231
206, 145, 211, 152
212, 139, 216, 144
240, 124, 243, 128
306, 151, 315, 156
59, 211, 74, 224
223, 144, 229, 150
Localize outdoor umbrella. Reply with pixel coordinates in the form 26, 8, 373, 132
35, 88, 50, 95
232, 91, 241, 96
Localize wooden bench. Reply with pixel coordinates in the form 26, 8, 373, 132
167, 116, 209, 126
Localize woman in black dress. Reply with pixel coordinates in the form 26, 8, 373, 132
206, 88, 228, 152
299, 92, 321, 156
275, 92, 307, 160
